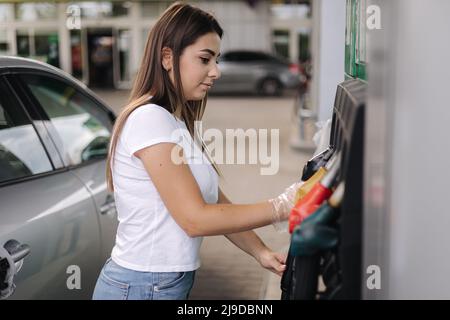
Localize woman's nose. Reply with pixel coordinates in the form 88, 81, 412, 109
209, 63, 221, 79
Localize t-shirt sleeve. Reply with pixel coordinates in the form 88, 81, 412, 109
121, 105, 183, 156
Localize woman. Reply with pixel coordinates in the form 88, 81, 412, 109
92, 2, 301, 300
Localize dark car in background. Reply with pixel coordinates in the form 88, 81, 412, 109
210, 50, 301, 96
0, 56, 118, 299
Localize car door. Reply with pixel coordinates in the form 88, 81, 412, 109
0, 74, 102, 300
216, 52, 255, 92
16, 72, 118, 265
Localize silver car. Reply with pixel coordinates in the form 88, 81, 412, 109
0, 56, 118, 299
210, 50, 301, 96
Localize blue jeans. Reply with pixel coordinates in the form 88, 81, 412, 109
92, 258, 196, 300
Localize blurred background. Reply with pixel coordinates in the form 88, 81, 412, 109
0, 0, 312, 90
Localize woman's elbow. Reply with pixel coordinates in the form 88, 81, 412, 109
185, 221, 220, 237
184, 222, 204, 237
178, 214, 204, 237
178, 204, 209, 237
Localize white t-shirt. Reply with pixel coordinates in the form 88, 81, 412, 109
110, 103, 219, 272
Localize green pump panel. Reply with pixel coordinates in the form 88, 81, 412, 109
345, 0, 367, 81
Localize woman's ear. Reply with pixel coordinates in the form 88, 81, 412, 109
161, 47, 173, 72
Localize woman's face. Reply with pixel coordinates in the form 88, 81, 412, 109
171, 32, 222, 101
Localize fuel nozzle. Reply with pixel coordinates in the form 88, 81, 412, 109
283, 182, 345, 300
295, 167, 327, 203
301, 147, 334, 181
288, 153, 341, 233
299, 182, 345, 231
294, 149, 337, 203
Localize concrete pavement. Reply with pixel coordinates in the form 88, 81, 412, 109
93, 89, 314, 300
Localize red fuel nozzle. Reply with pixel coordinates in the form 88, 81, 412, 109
288, 154, 341, 233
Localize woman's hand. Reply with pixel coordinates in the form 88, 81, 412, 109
256, 248, 287, 277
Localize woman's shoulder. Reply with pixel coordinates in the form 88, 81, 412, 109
127, 103, 180, 125
130, 103, 174, 118
123, 103, 181, 139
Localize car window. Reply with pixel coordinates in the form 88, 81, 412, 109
222, 51, 281, 63
234, 52, 259, 62
248, 52, 269, 61
221, 52, 257, 62
0, 86, 53, 184
21, 74, 112, 166
221, 52, 239, 62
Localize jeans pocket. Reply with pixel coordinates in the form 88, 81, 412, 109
155, 272, 187, 291
95, 269, 130, 300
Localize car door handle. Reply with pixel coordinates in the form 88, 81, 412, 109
1, 239, 30, 299
100, 195, 116, 215
3, 239, 31, 263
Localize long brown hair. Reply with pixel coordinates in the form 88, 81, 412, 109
106, 2, 223, 192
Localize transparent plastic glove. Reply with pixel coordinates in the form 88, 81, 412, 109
269, 181, 304, 232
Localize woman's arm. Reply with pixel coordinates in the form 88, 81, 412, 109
219, 188, 267, 257
135, 143, 276, 237
219, 189, 287, 276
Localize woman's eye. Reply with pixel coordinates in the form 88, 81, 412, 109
200, 57, 210, 64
